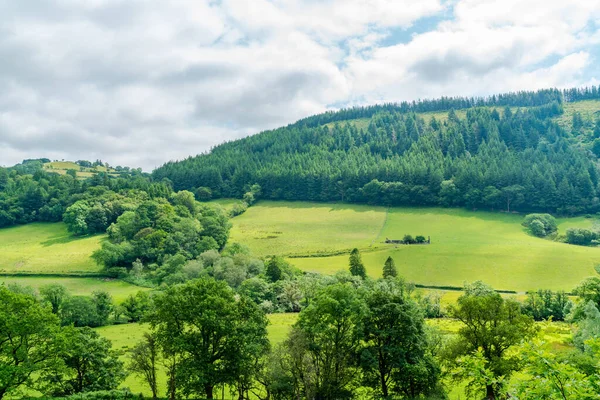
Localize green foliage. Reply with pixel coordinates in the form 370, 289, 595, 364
361, 280, 441, 398
382, 256, 397, 278
147, 278, 269, 400
121, 291, 153, 323
127, 333, 159, 400
446, 281, 537, 398
523, 289, 571, 321
573, 301, 600, 352
92, 197, 231, 282
154, 91, 600, 215
522, 213, 558, 237
291, 283, 367, 399
0, 286, 62, 399
41, 327, 125, 396
507, 341, 598, 399
565, 227, 600, 246
40, 284, 70, 314
349, 248, 366, 279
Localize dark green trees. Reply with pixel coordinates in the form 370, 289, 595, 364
148, 278, 269, 399
382, 256, 397, 278
153, 89, 600, 216
349, 248, 367, 279
43, 327, 125, 396
361, 281, 440, 398
289, 283, 367, 399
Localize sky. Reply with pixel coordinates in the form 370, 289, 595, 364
1, 0, 600, 171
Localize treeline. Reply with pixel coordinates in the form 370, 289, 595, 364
5, 269, 600, 400
293, 88, 566, 128
0, 164, 172, 228
154, 102, 600, 215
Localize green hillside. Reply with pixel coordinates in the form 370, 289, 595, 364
154, 87, 600, 217
228, 201, 598, 292
0, 223, 103, 274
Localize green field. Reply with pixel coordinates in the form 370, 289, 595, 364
43, 161, 120, 179
228, 201, 386, 257
0, 223, 103, 274
229, 203, 598, 292
0, 276, 146, 302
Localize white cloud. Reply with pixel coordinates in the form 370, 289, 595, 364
0, 0, 599, 170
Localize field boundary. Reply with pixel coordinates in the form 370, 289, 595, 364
371, 207, 389, 247
0, 272, 107, 278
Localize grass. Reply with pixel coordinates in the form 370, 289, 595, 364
43, 161, 120, 179
0, 276, 147, 302
555, 99, 600, 131
0, 223, 103, 274
228, 201, 387, 257
227, 202, 598, 292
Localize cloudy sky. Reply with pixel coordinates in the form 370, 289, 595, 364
1, 0, 600, 170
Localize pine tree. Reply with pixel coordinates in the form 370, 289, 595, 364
349, 248, 366, 279
383, 256, 397, 278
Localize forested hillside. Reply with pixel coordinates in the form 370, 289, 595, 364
154, 87, 600, 215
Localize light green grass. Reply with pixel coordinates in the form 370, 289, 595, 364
97, 313, 298, 397
292, 208, 599, 291
205, 198, 240, 212
228, 201, 387, 257
0, 223, 103, 274
324, 118, 371, 131
0, 276, 147, 302
227, 203, 597, 292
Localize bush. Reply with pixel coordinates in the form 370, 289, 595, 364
229, 201, 248, 217
402, 234, 415, 244
522, 213, 557, 237
415, 235, 426, 243
566, 228, 600, 246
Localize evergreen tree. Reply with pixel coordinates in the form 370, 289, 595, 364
349, 248, 367, 279
382, 256, 397, 278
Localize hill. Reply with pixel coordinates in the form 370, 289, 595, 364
154, 86, 600, 215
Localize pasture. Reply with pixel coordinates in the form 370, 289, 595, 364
228, 201, 386, 257
0, 223, 103, 274
229, 203, 598, 292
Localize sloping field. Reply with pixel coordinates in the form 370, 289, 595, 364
229, 203, 598, 292
0, 222, 103, 274
228, 201, 387, 257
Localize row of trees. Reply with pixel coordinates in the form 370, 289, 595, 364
155, 102, 600, 215
5, 264, 600, 399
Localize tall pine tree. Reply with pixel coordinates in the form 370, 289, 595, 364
349, 248, 367, 279
383, 256, 397, 278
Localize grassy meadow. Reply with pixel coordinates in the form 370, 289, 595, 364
228, 203, 598, 292
0, 223, 103, 274
228, 201, 387, 257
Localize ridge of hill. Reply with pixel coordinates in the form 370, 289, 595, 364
153, 86, 600, 215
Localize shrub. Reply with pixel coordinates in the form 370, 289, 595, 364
522, 213, 557, 237
566, 228, 600, 246
402, 234, 415, 244
415, 235, 426, 243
